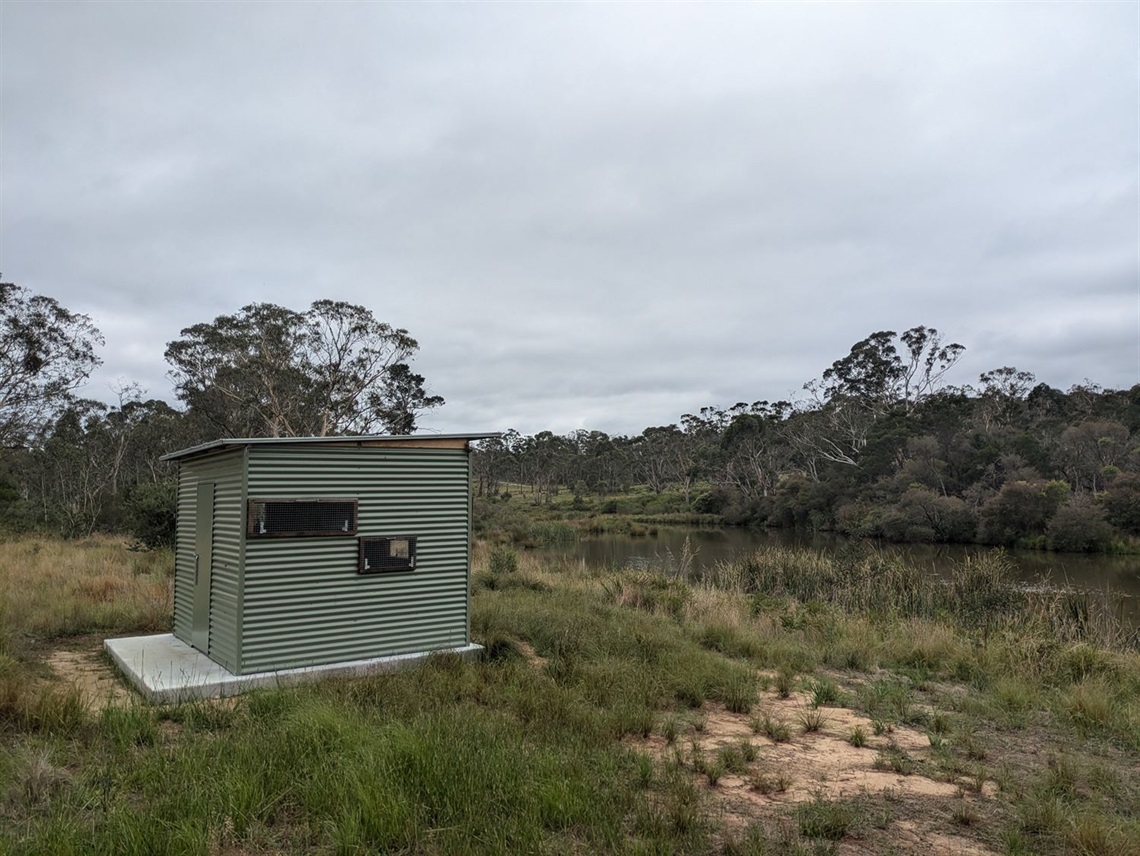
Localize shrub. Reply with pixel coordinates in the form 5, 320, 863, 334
895, 488, 977, 543
978, 480, 1069, 546
1047, 500, 1116, 553
489, 546, 519, 575
1099, 472, 1140, 534
692, 489, 730, 516
124, 481, 177, 550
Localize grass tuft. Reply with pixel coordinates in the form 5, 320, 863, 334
755, 710, 792, 743
798, 707, 828, 733
796, 793, 860, 841
873, 742, 915, 776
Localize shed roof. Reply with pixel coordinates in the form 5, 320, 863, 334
160, 433, 501, 462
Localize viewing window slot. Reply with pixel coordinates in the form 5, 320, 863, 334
248, 499, 357, 538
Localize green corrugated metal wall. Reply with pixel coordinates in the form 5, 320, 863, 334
239, 445, 470, 673
172, 448, 245, 672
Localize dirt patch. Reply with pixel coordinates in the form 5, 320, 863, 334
635, 687, 1001, 855
518, 641, 548, 669
46, 649, 133, 710
889, 820, 999, 856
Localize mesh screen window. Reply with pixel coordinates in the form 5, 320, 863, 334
359, 536, 417, 574
248, 499, 358, 537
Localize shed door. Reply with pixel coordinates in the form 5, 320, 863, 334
192, 481, 215, 653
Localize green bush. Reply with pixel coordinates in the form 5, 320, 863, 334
978, 480, 1069, 546
1100, 473, 1140, 535
489, 546, 519, 575
124, 481, 177, 550
1047, 500, 1116, 553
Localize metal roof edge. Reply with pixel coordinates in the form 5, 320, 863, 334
160, 433, 502, 462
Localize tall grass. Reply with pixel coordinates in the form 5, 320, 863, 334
0, 535, 171, 645
0, 536, 171, 752
4, 535, 1139, 855
705, 546, 1135, 650
5, 674, 669, 854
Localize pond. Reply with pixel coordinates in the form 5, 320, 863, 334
539, 526, 1140, 626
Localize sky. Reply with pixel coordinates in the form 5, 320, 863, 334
2, 2, 1137, 437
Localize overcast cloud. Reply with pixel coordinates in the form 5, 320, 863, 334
2, 1, 1136, 436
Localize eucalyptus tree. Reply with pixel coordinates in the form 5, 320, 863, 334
471, 429, 523, 497
1055, 420, 1130, 494
18, 400, 113, 535
789, 327, 965, 475
165, 300, 442, 438
520, 431, 576, 502
630, 426, 690, 496
974, 366, 1037, 432
0, 279, 103, 447
717, 401, 792, 500
820, 326, 965, 416
3, 390, 200, 535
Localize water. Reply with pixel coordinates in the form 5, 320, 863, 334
539, 526, 1140, 625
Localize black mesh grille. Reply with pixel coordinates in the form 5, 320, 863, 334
359, 536, 417, 573
248, 499, 357, 537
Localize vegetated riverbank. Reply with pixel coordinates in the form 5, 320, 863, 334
474, 484, 1140, 556
2, 536, 1139, 855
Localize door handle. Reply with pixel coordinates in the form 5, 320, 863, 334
194, 552, 200, 584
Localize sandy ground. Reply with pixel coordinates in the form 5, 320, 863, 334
632, 685, 1001, 856
46, 648, 134, 710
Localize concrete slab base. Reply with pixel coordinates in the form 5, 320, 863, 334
104, 634, 484, 703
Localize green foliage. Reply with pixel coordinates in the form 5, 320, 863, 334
1100, 473, 1140, 534
489, 546, 519, 575
948, 552, 1023, 629
123, 480, 177, 550
979, 480, 1070, 546
473, 345, 1140, 555
0, 280, 104, 447
796, 794, 861, 841
807, 676, 841, 708
891, 488, 977, 543
164, 300, 441, 437
529, 521, 578, 545
603, 572, 690, 619
872, 742, 915, 775
10, 319, 1140, 557
1047, 500, 1117, 553
5, 537, 1140, 855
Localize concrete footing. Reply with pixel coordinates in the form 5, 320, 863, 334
104, 633, 484, 703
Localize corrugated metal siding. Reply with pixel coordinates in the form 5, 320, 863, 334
173, 469, 195, 642
171, 449, 244, 672
242, 446, 470, 673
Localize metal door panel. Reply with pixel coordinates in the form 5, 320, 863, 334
192, 481, 215, 652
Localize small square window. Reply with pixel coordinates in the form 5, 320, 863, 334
359, 536, 417, 574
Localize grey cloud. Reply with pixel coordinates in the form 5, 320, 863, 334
2, 1, 1136, 437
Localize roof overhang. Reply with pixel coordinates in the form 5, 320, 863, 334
160, 433, 502, 463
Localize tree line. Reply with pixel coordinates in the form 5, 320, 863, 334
473, 328, 1140, 552
2, 277, 1137, 552
0, 280, 443, 542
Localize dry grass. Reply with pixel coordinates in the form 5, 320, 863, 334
0, 535, 170, 730
4, 535, 1138, 855
0, 535, 172, 647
